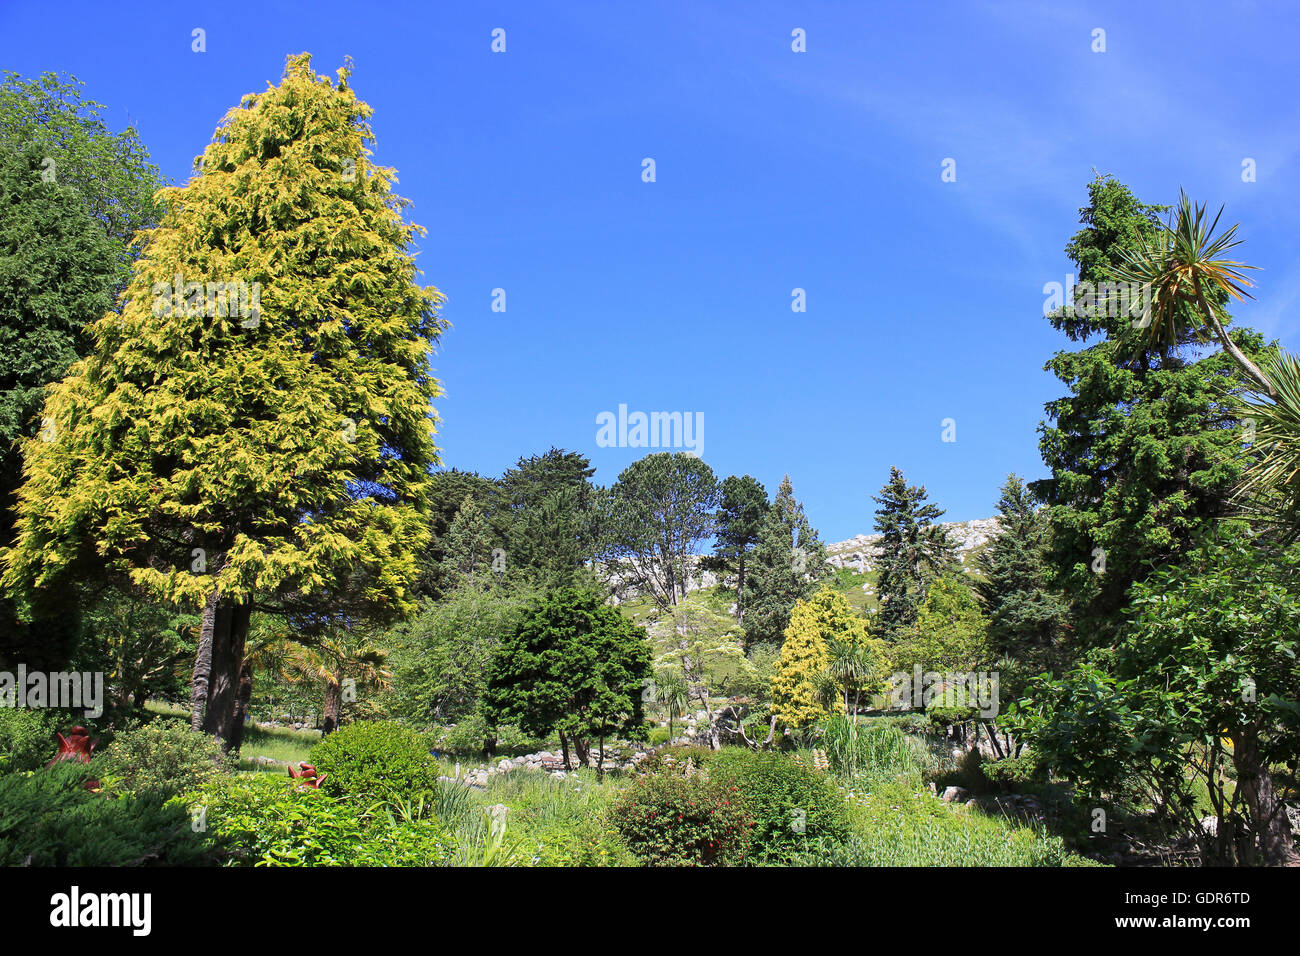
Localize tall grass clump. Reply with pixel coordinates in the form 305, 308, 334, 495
820, 716, 935, 785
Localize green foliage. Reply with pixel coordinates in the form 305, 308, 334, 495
386, 585, 536, 725
416, 469, 502, 599
819, 716, 934, 783
192, 772, 454, 866
0, 761, 211, 866
705, 748, 851, 863
648, 590, 749, 732
73, 588, 197, 708
872, 466, 958, 636
309, 719, 440, 801
433, 714, 547, 756
437, 496, 499, 587
0, 137, 130, 667
613, 771, 751, 866
4, 52, 443, 627
975, 474, 1067, 672
1010, 532, 1300, 863
743, 475, 829, 647
497, 448, 603, 589
93, 719, 230, 796
890, 575, 991, 677
1032, 174, 1266, 647
480, 771, 632, 866
603, 452, 720, 609
0, 707, 60, 773
0, 71, 164, 251
793, 780, 1085, 867
482, 588, 652, 765
703, 474, 768, 615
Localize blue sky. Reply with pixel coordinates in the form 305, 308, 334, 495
3, 0, 1298, 541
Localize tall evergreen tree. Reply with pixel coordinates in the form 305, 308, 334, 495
701, 474, 768, 619
743, 475, 828, 648
0, 73, 164, 668
482, 588, 652, 769
497, 448, 601, 587
3, 55, 444, 747
871, 466, 957, 637
416, 469, 501, 600
437, 496, 498, 588
974, 474, 1068, 673
1031, 174, 1267, 649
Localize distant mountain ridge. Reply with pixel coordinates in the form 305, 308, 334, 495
826, 517, 1001, 572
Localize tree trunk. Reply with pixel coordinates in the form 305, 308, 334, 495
190, 589, 220, 731
559, 729, 571, 772
1232, 726, 1300, 866
229, 660, 253, 754
574, 736, 591, 768
736, 555, 746, 622
192, 592, 252, 752
321, 680, 342, 736
1195, 282, 1277, 398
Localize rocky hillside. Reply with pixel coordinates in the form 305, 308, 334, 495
826, 517, 1000, 573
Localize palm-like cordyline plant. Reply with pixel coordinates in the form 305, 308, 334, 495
287, 625, 393, 734
1240, 352, 1300, 528
1115, 191, 1275, 398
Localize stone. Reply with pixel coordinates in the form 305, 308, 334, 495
941, 786, 969, 803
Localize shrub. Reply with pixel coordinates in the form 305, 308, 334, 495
0, 762, 211, 866
309, 719, 441, 801
613, 772, 751, 866
982, 751, 1049, 791
92, 719, 231, 796
191, 773, 455, 866
647, 726, 672, 747
0, 708, 60, 774
635, 744, 715, 776
706, 748, 851, 863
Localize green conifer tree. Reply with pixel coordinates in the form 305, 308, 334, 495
3, 55, 444, 747
872, 466, 957, 637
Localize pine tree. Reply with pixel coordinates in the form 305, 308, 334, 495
1031, 174, 1266, 649
701, 474, 768, 619
416, 469, 501, 600
974, 474, 1067, 672
743, 475, 828, 648
3, 55, 444, 747
872, 466, 958, 637
603, 452, 720, 609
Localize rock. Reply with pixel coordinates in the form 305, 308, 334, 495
941, 786, 969, 804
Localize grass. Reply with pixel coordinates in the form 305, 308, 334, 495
237, 723, 320, 770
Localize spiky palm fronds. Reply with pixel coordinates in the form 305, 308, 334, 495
1239, 352, 1300, 530
1115, 191, 1273, 395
